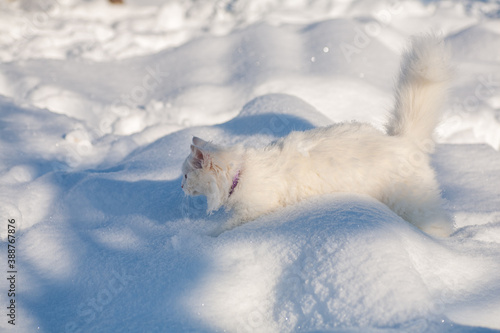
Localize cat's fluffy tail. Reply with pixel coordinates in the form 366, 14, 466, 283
386, 34, 453, 149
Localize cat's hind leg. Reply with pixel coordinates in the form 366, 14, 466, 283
379, 164, 452, 237
387, 181, 454, 237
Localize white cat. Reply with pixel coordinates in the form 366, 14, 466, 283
181, 34, 454, 237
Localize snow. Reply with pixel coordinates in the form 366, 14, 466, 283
0, 0, 499, 332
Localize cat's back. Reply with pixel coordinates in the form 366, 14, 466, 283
273, 122, 388, 154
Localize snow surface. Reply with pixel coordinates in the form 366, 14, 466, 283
0, 0, 500, 332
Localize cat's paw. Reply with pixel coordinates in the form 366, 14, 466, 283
420, 215, 455, 237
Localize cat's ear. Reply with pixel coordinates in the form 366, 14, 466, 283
190, 144, 210, 169
193, 136, 208, 147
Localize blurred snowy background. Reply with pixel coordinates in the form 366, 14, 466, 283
0, 0, 500, 332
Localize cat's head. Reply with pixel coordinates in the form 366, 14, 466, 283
181, 137, 237, 213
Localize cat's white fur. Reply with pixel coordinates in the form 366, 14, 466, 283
181, 34, 454, 237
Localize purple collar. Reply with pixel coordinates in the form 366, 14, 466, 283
229, 170, 240, 197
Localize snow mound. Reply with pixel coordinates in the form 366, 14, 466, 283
184, 194, 500, 332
